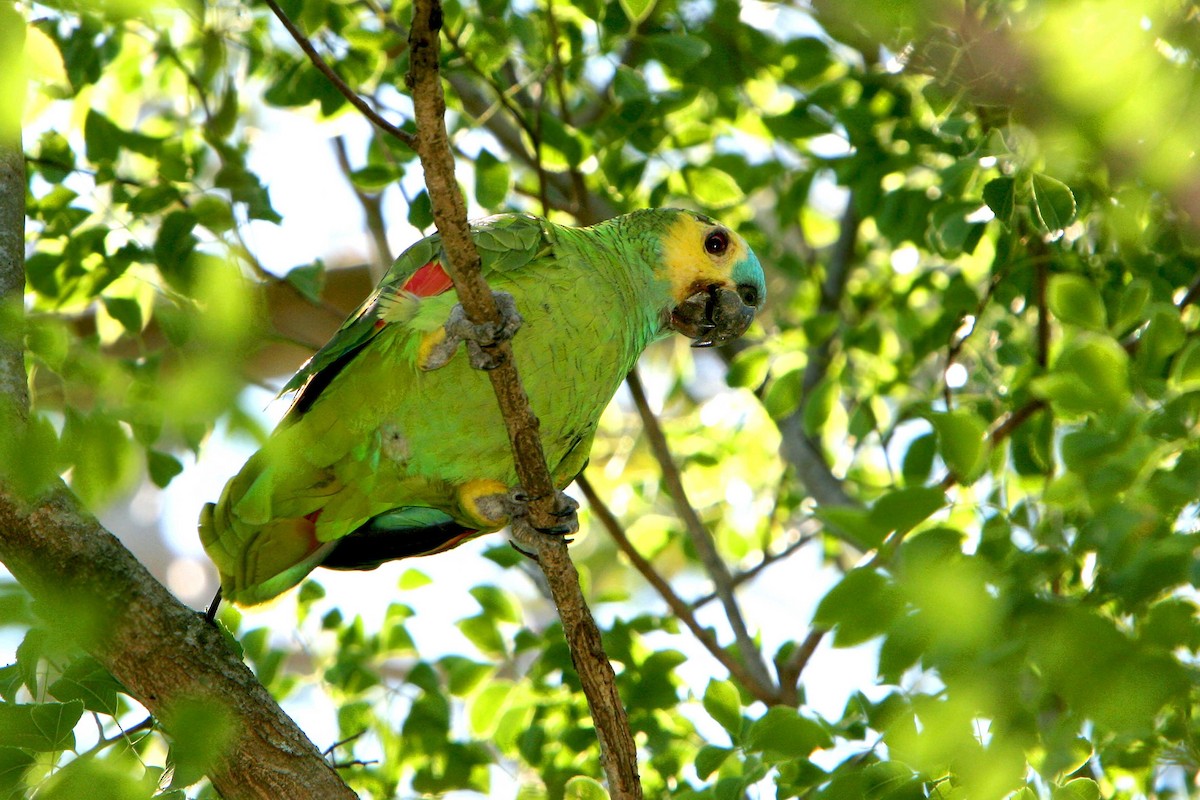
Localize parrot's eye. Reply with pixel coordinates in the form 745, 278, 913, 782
704, 230, 730, 256
738, 284, 760, 307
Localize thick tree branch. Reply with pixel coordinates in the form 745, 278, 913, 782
261, 0, 416, 148
578, 475, 782, 706
0, 486, 358, 800
0, 95, 355, 797
0, 116, 24, 414
405, 3, 641, 796
625, 368, 777, 695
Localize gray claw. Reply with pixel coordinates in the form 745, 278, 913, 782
498, 488, 579, 536
422, 291, 524, 371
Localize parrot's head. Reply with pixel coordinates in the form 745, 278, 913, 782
659, 211, 766, 348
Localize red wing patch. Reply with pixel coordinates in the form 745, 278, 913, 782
402, 260, 455, 298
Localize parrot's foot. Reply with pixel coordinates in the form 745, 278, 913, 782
478, 488, 580, 536
423, 291, 523, 371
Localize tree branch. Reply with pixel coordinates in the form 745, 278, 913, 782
625, 368, 777, 695
405, 2, 641, 796
261, 0, 416, 148
0, 486, 358, 799
578, 474, 782, 706
776, 196, 859, 510
332, 135, 394, 281
0, 34, 356, 798
0, 112, 25, 415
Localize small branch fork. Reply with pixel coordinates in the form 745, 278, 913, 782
405, 2, 641, 797
261, 0, 416, 147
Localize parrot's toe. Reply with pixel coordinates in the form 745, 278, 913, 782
422, 291, 524, 371
512, 489, 579, 536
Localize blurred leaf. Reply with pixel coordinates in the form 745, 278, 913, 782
1030, 173, 1077, 233
814, 569, 903, 647
475, 149, 510, 209
869, 487, 946, 534
745, 707, 831, 761
618, 0, 654, 24
927, 410, 987, 483
564, 776, 609, 800
1048, 274, 1106, 331
982, 177, 1015, 224
1051, 779, 1100, 800
0, 701, 83, 751
702, 679, 743, 741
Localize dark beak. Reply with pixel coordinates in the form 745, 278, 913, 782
670, 285, 757, 348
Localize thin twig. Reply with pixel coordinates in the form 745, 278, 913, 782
332, 135, 394, 280
406, 3, 641, 796
776, 628, 826, 706
625, 368, 778, 695
77, 715, 155, 759
777, 195, 859, 510
261, 0, 416, 148
690, 524, 820, 611
577, 475, 782, 706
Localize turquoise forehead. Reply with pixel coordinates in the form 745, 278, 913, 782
733, 245, 767, 305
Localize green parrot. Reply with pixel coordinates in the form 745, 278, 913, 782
200, 209, 766, 606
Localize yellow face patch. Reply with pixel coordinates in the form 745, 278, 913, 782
659, 213, 750, 303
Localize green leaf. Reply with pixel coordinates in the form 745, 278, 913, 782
927, 410, 987, 482
48, 656, 122, 715
40, 753, 159, 800
469, 585, 521, 624
685, 166, 745, 209
618, 0, 654, 24
474, 148, 510, 209
901, 432, 936, 485
982, 177, 1015, 224
469, 679, 514, 735
564, 776, 610, 800
647, 33, 712, 70
695, 744, 732, 779
1048, 274, 1106, 331
0, 746, 35, 799
285, 261, 326, 305
764, 368, 804, 419
147, 450, 184, 488
802, 377, 838, 436
408, 190, 434, 229
457, 613, 506, 656
726, 346, 769, 389
83, 108, 121, 163
101, 295, 142, 334
1032, 334, 1131, 415
166, 699, 235, 788
868, 487, 946, 534
0, 700, 83, 751
350, 164, 398, 192
745, 707, 831, 761
191, 195, 236, 233
398, 569, 432, 590
1030, 173, 1077, 233
702, 679, 743, 740
813, 568, 902, 647
1171, 339, 1200, 391
1051, 778, 1100, 800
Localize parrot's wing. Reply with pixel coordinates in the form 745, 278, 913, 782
280, 214, 547, 413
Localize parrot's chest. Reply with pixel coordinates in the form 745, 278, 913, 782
366, 275, 651, 489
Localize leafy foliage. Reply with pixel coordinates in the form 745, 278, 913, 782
3, 0, 1200, 797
